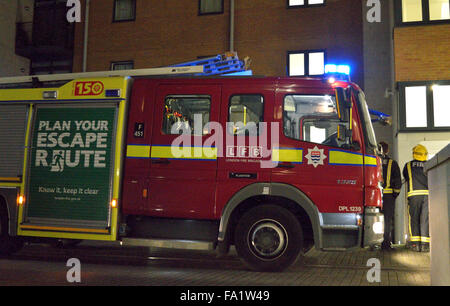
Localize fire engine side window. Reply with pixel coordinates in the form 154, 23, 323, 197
228, 94, 264, 136
283, 95, 343, 147
162, 95, 211, 135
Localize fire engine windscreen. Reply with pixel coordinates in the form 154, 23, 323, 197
283, 95, 345, 148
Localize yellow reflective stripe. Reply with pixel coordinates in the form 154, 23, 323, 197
393, 189, 401, 193
386, 159, 393, 189
20, 224, 109, 234
421, 237, 430, 243
329, 150, 363, 166
407, 162, 413, 192
127, 145, 151, 158
151, 145, 217, 160
272, 148, 303, 163
410, 236, 422, 242
364, 155, 377, 166
0, 177, 21, 182
408, 190, 429, 197
383, 188, 393, 194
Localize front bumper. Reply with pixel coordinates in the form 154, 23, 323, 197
363, 207, 384, 247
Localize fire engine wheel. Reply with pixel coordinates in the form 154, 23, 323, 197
234, 204, 303, 272
0, 204, 23, 256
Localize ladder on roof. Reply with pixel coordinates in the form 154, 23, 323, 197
171, 52, 251, 76
0, 52, 251, 85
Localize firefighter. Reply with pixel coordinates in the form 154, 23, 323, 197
379, 141, 401, 250
402, 144, 430, 252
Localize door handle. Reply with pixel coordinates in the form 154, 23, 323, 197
151, 158, 171, 164
276, 162, 295, 169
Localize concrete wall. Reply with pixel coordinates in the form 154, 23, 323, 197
362, 0, 395, 149
0, 0, 31, 77
424, 144, 450, 285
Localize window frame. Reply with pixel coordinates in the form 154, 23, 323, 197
198, 0, 224, 16
398, 80, 450, 132
287, 0, 326, 8
394, 0, 450, 26
113, 0, 136, 23
110, 60, 134, 71
282, 94, 341, 146
227, 94, 265, 136
162, 95, 212, 136
287, 49, 326, 77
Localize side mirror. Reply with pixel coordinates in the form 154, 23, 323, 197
335, 87, 352, 122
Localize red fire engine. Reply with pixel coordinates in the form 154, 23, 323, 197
0, 56, 383, 272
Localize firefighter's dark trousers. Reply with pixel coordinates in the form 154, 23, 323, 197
382, 194, 396, 246
408, 195, 430, 245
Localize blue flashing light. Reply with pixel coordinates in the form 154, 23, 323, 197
325, 64, 350, 76
325, 64, 337, 74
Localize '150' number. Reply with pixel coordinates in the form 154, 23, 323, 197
74, 81, 104, 96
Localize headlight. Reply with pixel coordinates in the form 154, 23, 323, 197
372, 221, 384, 234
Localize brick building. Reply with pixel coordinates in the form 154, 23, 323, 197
72, 0, 365, 86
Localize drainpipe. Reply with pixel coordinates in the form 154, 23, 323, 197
82, 0, 90, 72
229, 0, 234, 52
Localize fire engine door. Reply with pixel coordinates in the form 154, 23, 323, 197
272, 89, 364, 214
148, 84, 221, 219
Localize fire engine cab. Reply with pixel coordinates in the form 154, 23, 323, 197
0, 58, 384, 272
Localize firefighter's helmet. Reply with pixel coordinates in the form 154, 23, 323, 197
412, 144, 428, 161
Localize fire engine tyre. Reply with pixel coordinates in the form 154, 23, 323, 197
0, 204, 23, 256
234, 204, 303, 272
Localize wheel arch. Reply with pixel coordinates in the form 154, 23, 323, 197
218, 183, 322, 251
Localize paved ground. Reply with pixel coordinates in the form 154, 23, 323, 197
0, 242, 430, 286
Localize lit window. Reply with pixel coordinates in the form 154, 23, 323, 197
405, 86, 427, 128
432, 85, 450, 127
288, 50, 325, 76
199, 0, 223, 15
288, 0, 324, 6
308, 52, 325, 75
429, 0, 450, 20
288, 53, 305, 76
114, 0, 136, 22
402, 0, 423, 22
400, 82, 450, 131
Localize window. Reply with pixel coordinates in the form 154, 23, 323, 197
405, 86, 427, 128
228, 95, 264, 136
288, 0, 325, 7
162, 95, 211, 135
287, 50, 325, 76
283, 95, 344, 147
111, 61, 134, 70
429, 0, 450, 20
432, 85, 450, 127
396, 0, 450, 25
113, 0, 136, 22
199, 0, 224, 15
399, 82, 450, 130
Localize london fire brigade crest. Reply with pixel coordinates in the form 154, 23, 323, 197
305, 146, 327, 168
